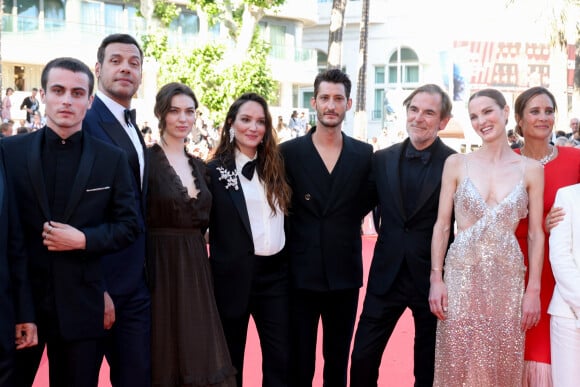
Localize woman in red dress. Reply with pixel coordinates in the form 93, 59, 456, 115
514, 86, 580, 386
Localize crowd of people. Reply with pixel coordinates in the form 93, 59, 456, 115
1, 32, 580, 387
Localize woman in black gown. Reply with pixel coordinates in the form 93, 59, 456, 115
147, 82, 236, 387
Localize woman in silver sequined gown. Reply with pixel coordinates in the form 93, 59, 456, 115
429, 89, 545, 386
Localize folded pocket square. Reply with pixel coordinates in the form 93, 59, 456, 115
86, 186, 110, 192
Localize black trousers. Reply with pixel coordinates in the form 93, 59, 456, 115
219, 252, 290, 387
289, 288, 359, 387
0, 347, 15, 387
350, 264, 437, 387
14, 326, 101, 387
102, 280, 151, 387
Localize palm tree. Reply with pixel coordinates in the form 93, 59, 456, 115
327, 0, 347, 69
353, 0, 369, 140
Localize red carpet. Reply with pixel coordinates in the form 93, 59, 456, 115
32, 234, 415, 386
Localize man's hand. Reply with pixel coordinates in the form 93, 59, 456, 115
104, 291, 115, 330
42, 221, 86, 251
545, 206, 565, 233
15, 323, 38, 349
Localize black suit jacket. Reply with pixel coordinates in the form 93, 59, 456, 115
207, 157, 262, 318
0, 128, 139, 341
366, 137, 455, 297
279, 129, 374, 291
83, 96, 148, 295
0, 148, 34, 353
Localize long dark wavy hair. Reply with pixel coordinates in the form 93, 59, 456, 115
211, 93, 291, 215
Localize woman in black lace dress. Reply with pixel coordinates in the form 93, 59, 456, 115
147, 82, 236, 387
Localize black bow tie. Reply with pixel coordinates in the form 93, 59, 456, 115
405, 148, 431, 165
241, 159, 258, 180
124, 109, 136, 127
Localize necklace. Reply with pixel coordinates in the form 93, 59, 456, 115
521, 145, 556, 166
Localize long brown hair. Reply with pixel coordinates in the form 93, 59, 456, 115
211, 93, 291, 215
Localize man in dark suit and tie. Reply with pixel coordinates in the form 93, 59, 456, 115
280, 69, 373, 387
2, 57, 139, 387
350, 84, 456, 387
82, 34, 151, 387
0, 147, 37, 386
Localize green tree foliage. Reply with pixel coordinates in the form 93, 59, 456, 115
157, 34, 276, 125
140, 0, 283, 123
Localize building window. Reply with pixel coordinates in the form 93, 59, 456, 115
3, 0, 14, 31
375, 66, 385, 84
81, 1, 103, 32
373, 89, 384, 120
269, 24, 287, 60
388, 47, 419, 87
170, 12, 199, 36
127, 5, 144, 33
104, 3, 124, 32
17, 0, 39, 31
45, 0, 65, 30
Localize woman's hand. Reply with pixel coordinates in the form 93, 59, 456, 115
521, 290, 541, 331
545, 206, 565, 233
429, 278, 448, 321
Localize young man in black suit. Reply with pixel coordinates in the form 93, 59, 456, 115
82, 34, 151, 387
350, 84, 456, 387
0, 148, 37, 386
2, 57, 139, 387
280, 69, 373, 387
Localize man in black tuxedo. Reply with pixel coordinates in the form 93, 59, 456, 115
83, 34, 151, 387
280, 69, 373, 387
350, 84, 456, 387
3, 57, 139, 387
0, 147, 37, 386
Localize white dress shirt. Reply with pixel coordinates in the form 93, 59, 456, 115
235, 150, 285, 256
96, 91, 144, 187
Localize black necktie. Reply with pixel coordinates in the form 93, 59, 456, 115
241, 159, 257, 180
124, 109, 136, 127
405, 148, 431, 165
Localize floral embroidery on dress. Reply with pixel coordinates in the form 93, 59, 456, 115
216, 166, 239, 191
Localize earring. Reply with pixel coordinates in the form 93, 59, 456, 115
229, 127, 235, 143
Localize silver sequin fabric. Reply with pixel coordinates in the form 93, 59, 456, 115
433, 177, 528, 387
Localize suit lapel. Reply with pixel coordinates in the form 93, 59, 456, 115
223, 159, 253, 239
296, 134, 328, 213
62, 134, 95, 223
324, 134, 357, 214
27, 130, 51, 220
385, 141, 406, 220
93, 97, 142, 190
410, 138, 446, 218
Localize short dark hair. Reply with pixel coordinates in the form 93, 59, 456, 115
403, 84, 453, 120
314, 69, 352, 99
97, 34, 143, 65
41, 57, 95, 95
154, 82, 198, 137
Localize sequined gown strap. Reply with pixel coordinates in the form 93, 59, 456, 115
433, 155, 528, 387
